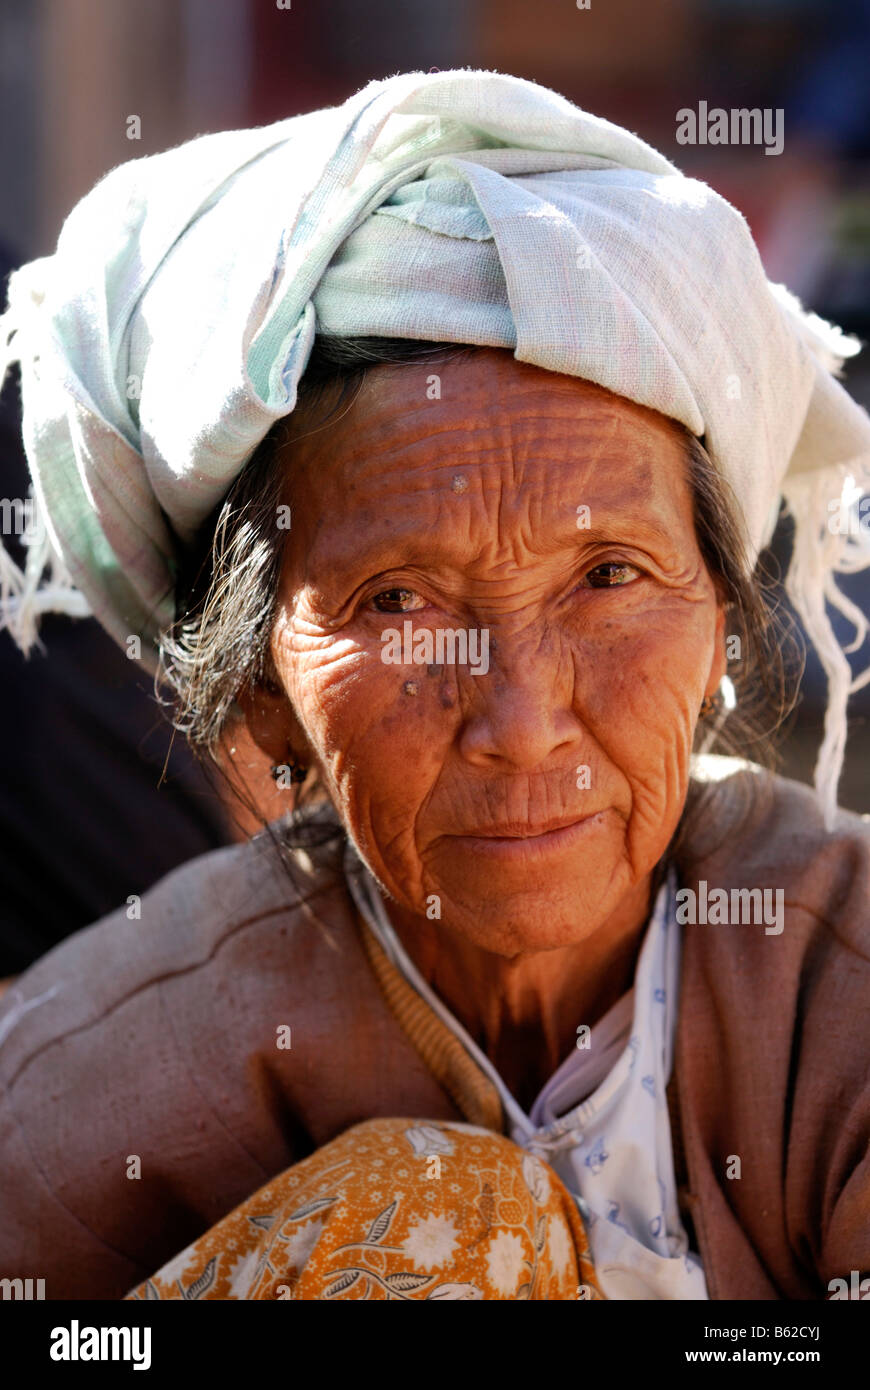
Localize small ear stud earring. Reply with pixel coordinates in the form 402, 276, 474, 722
699, 694, 721, 718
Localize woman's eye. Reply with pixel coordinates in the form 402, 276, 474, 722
580, 561, 640, 589
370, 587, 427, 613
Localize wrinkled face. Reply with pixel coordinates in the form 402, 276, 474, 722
264, 349, 726, 955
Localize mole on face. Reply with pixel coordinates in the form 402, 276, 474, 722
403, 680, 419, 696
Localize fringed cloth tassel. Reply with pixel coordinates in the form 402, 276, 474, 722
0, 298, 91, 654
784, 465, 870, 830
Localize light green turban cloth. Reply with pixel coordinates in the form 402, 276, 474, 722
1, 68, 869, 824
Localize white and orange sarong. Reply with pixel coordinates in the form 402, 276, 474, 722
125, 1118, 602, 1301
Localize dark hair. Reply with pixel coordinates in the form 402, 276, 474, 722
158, 336, 799, 837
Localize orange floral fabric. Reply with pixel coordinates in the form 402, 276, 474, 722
126, 1118, 603, 1301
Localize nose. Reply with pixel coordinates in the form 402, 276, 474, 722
456, 628, 583, 773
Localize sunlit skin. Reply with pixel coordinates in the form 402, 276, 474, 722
242, 348, 727, 1109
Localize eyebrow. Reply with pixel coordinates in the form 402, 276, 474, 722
307, 505, 682, 589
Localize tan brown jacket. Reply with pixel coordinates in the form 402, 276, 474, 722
0, 766, 868, 1300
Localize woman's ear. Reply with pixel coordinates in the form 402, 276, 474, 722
229, 637, 310, 766
219, 683, 315, 840
234, 681, 297, 765
704, 603, 729, 699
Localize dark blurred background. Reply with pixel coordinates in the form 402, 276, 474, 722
1, 0, 868, 970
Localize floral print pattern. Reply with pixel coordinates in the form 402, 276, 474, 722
126, 1118, 603, 1301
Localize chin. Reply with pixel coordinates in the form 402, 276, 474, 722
440, 880, 623, 957
421, 825, 631, 953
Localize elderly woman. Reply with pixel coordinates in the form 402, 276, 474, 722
0, 70, 868, 1304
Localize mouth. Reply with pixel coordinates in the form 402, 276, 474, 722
446, 811, 605, 861
455, 812, 595, 839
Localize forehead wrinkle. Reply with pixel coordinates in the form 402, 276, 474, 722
292, 355, 675, 501
301, 475, 687, 597
297, 436, 688, 579
334, 424, 513, 493
289, 360, 693, 585
309, 413, 655, 523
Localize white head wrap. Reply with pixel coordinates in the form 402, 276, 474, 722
1, 68, 868, 824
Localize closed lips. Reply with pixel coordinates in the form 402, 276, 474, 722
454, 814, 597, 839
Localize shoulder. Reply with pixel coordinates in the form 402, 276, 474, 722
673, 760, 870, 1290
0, 800, 352, 1084
673, 758, 870, 1094
676, 756, 870, 963
0, 799, 408, 1296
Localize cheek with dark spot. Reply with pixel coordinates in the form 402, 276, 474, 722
395, 683, 433, 725
375, 708, 405, 737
